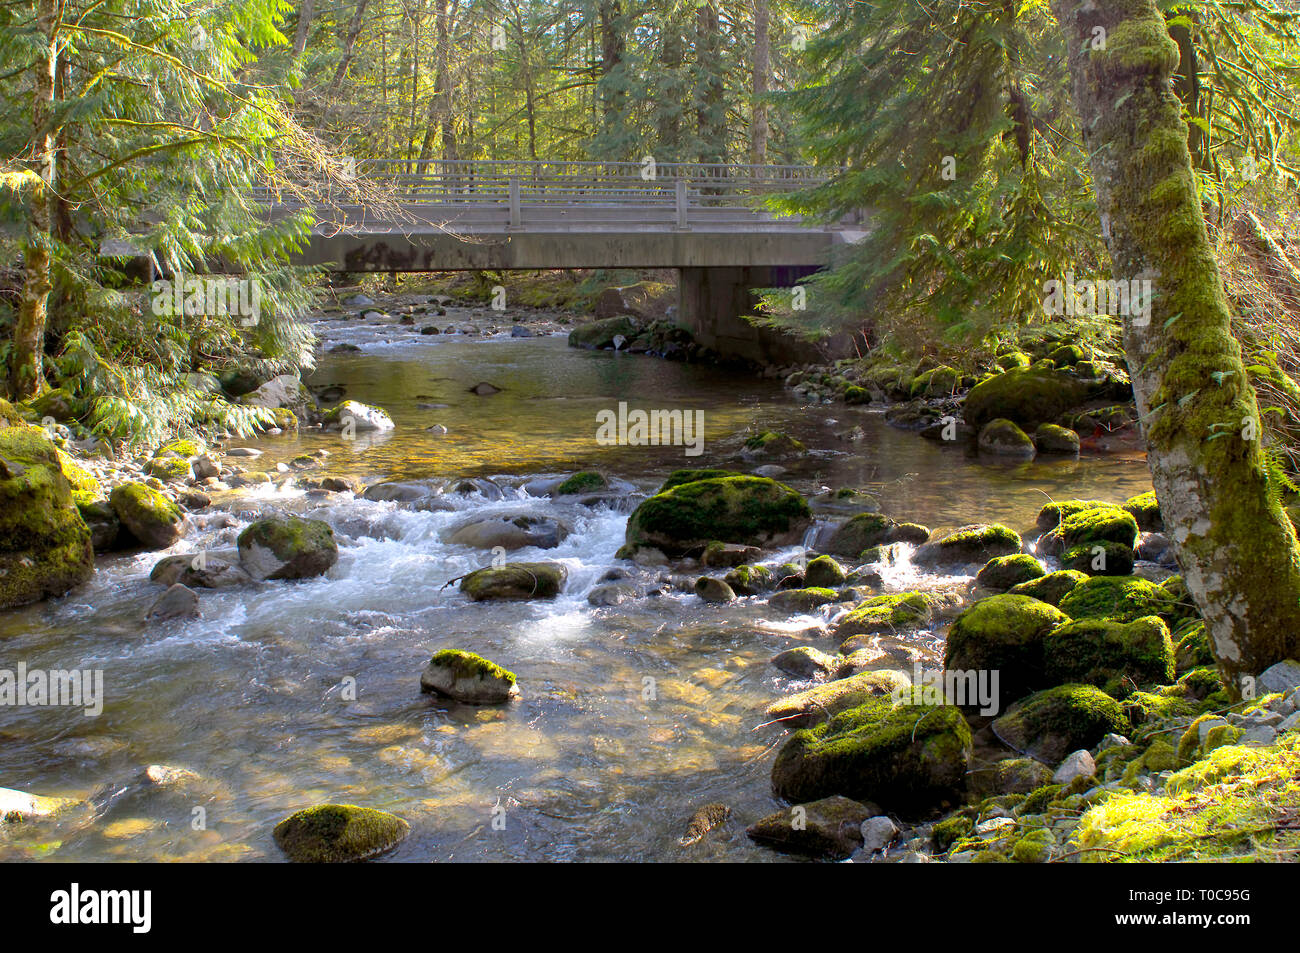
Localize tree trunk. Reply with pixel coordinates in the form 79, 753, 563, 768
751, 0, 770, 164
695, 1, 725, 166
1050, 0, 1300, 688
293, 0, 316, 58
416, 0, 457, 173
10, 0, 58, 400
330, 0, 374, 91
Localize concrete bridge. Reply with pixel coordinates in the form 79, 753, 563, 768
262, 160, 864, 362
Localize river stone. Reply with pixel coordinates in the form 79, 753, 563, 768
78, 499, 126, 552
1034, 423, 1081, 455
993, 757, 1055, 794
962, 367, 1090, 431
943, 594, 1069, 710
323, 400, 395, 432
764, 670, 912, 728
237, 517, 338, 581
622, 475, 811, 557
273, 804, 410, 863
860, 815, 899, 854
587, 583, 637, 607
0, 785, 78, 820
420, 649, 519, 703
146, 583, 199, 621
1043, 616, 1174, 698
804, 555, 847, 588
109, 481, 186, 550
975, 554, 1045, 592
767, 587, 839, 613
460, 562, 566, 601
1007, 569, 1087, 606
363, 480, 439, 503
990, 684, 1128, 764
771, 646, 839, 679
0, 424, 95, 608
747, 795, 874, 859
678, 803, 732, 846
446, 514, 570, 551
151, 550, 251, 589
694, 576, 736, 604
977, 419, 1036, 459
245, 374, 312, 414
912, 523, 1022, 567
771, 694, 971, 811
568, 315, 637, 349
1052, 749, 1096, 785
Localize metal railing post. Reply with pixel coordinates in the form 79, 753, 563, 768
509, 176, 521, 229
675, 178, 688, 229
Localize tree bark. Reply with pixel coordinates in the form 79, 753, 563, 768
695, 1, 725, 166
293, 0, 316, 58
751, 0, 770, 164
1050, 0, 1300, 688
417, 0, 458, 172
10, 0, 58, 400
330, 0, 373, 91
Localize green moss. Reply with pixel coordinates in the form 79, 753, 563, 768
460, 562, 566, 600
1049, 344, 1088, 367
427, 649, 516, 686
844, 385, 871, 405
768, 587, 839, 612
804, 554, 847, 588
237, 516, 338, 580
145, 456, 193, 481
272, 804, 410, 863
1043, 505, 1139, 554
1121, 491, 1162, 531
836, 591, 938, 644
977, 418, 1036, 457
826, 512, 897, 555
1019, 783, 1063, 815
975, 554, 1045, 591
1044, 616, 1175, 698
771, 691, 971, 811
1011, 827, 1054, 863
995, 351, 1032, 370
943, 594, 1070, 707
743, 430, 806, 454
623, 476, 811, 555
723, 563, 774, 595
657, 469, 742, 492
932, 814, 975, 851
1008, 569, 1088, 606
556, 471, 608, 494
910, 365, 959, 397
1061, 540, 1135, 577
913, 523, 1023, 567
992, 684, 1130, 764
1057, 575, 1172, 623
155, 438, 203, 459
1035, 500, 1110, 534
962, 367, 1090, 431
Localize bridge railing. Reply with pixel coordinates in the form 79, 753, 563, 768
257, 159, 842, 230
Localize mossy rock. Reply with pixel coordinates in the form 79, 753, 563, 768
1061, 540, 1135, 577
991, 684, 1129, 764
977, 418, 1036, 458
55, 449, 100, 504
623, 475, 811, 556
1010, 827, 1054, 863
1039, 504, 1138, 555
420, 649, 518, 703
109, 481, 185, 550
962, 367, 1090, 431
460, 561, 566, 601
1035, 499, 1109, 534
804, 554, 847, 588
743, 430, 806, 457
145, 456, 194, 482
912, 523, 1022, 567
695, 576, 737, 603
771, 691, 971, 812
0, 425, 95, 609
269, 407, 299, 431
995, 351, 1032, 371
657, 468, 742, 492
556, 471, 608, 495
766, 585, 838, 613
835, 591, 939, 645
723, 563, 774, 595
1008, 569, 1087, 606
943, 594, 1069, 709
1057, 575, 1172, 623
932, 814, 975, 851
825, 513, 895, 556
272, 804, 409, 863
975, 554, 1045, 592
1048, 344, 1089, 367
568, 315, 637, 349
1173, 621, 1215, 674
844, 385, 872, 405
909, 365, 959, 398
746, 795, 874, 859
1033, 423, 1080, 455
764, 670, 912, 728
994, 757, 1055, 795
1122, 490, 1162, 532
237, 517, 338, 581
1157, 575, 1201, 627
155, 438, 204, 459
1043, 616, 1175, 698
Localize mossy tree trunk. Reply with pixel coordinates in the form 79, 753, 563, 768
8, 0, 58, 401
1050, 0, 1300, 690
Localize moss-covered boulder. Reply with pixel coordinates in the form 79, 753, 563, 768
1122, 490, 1162, 532
1043, 616, 1175, 698
109, 481, 186, 550
460, 561, 566, 601
1057, 575, 1171, 622
804, 554, 847, 588
962, 367, 1090, 431
771, 692, 971, 811
420, 649, 519, 703
555, 471, 608, 495
764, 670, 911, 728
1038, 504, 1138, 556
145, 456, 193, 482
943, 594, 1070, 709
273, 804, 410, 863
768, 587, 838, 612
723, 563, 774, 595
1008, 569, 1087, 606
657, 468, 742, 492
0, 425, 95, 608
771, 646, 840, 679
322, 400, 395, 432
977, 419, 1036, 459
913, 524, 1022, 567
743, 430, 806, 457
994, 757, 1056, 795
910, 365, 959, 398
694, 576, 737, 603
623, 475, 811, 556
975, 554, 1045, 592
1061, 540, 1136, 576
236, 517, 337, 581
568, 315, 637, 349
835, 591, 940, 644
991, 684, 1129, 763
746, 795, 874, 859
1035, 499, 1109, 534
1173, 621, 1216, 674
1033, 423, 1080, 455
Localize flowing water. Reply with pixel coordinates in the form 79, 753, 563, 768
0, 313, 1154, 862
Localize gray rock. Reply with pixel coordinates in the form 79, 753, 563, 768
445, 513, 569, 551
771, 646, 839, 679
1052, 749, 1096, 785
224, 447, 263, 457
1240, 725, 1278, 746
1259, 660, 1300, 696
694, 576, 736, 604
420, 650, 518, 704
146, 584, 199, 621
860, 815, 898, 854
587, 583, 637, 607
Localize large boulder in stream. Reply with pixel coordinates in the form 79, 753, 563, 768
771, 692, 971, 812
460, 561, 566, 601
991, 684, 1129, 764
322, 400, 394, 432
943, 594, 1069, 710
273, 804, 410, 863
420, 649, 519, 703
109, 481, 186, 550
912, 523, 1022, 568
621, 475, 811, 557
237, 517, 338, 580
0, 422, 94, 608
962, 367, 1090, 432
445, 513, 569, 551
568, 315, 637, 350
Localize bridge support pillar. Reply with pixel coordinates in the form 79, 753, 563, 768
678, 266, 834, 364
